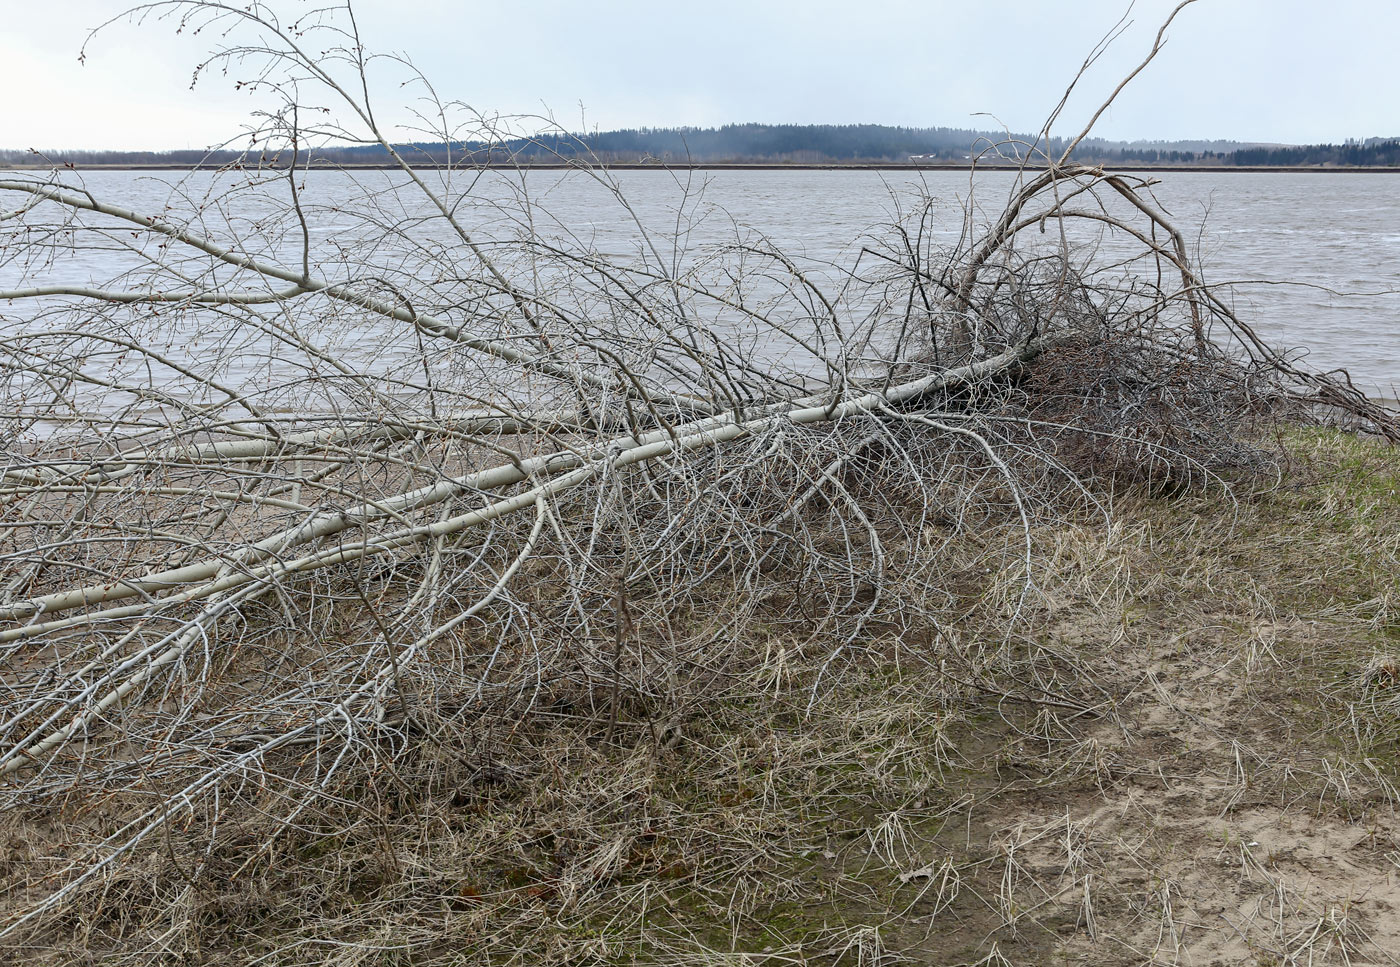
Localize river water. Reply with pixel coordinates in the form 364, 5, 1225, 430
2, 168, 1397, 400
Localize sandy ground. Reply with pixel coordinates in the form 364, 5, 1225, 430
949, 612, 1400, 966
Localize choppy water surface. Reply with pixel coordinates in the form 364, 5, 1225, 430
3, 168, 1398, 399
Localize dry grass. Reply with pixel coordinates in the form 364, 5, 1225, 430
2, 426, 1396, 965
3, 6, 1398, 963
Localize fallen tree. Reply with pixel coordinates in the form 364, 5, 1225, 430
0, 0, 1395, 955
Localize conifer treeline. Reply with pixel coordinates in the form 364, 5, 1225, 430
2, 125, 1397, 167
1228, 140, 1400, 167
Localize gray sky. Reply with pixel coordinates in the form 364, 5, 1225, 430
4, 0, 1397, 150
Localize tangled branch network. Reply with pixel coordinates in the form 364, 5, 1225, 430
0, 0, 1393, 940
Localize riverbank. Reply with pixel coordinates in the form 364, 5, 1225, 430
7, 426, 1397, 965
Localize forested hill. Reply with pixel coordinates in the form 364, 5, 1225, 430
470, 123, 1003, 162
3, 124, 1398, 167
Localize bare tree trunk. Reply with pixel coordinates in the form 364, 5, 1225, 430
0, 0, 1392, 945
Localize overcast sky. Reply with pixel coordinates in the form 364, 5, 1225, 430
3, 0, 1397, 150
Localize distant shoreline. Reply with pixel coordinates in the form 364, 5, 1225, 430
5, 162, 1400, 174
